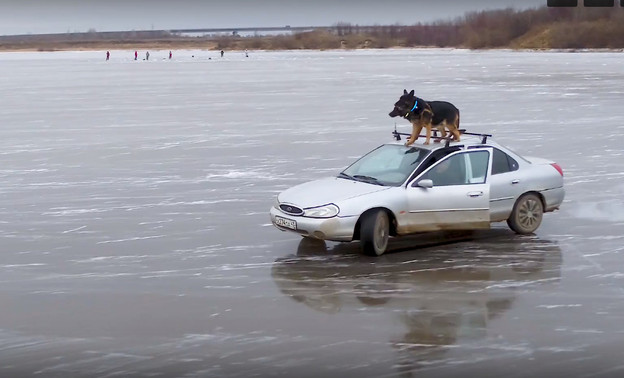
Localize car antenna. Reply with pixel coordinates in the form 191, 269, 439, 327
393, 123, 402, 141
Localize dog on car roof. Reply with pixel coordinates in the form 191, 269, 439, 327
389, 89, 461, 146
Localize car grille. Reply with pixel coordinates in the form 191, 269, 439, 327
279, 204, 304, 216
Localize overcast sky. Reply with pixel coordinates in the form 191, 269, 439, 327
0, 0, 546, 36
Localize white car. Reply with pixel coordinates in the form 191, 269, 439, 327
270, 132, 565, 256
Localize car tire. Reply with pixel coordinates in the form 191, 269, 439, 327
360, 210, 390, 256
507, 193, 543, 234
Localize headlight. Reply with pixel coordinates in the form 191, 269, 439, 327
303, 204, 339, 218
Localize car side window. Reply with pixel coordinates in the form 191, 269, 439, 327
420, 150, 489, 186
467, 150, 489, 184
507, 154, 519, 171
409, 147, 461, 181
492, 148, 519, 175
421, 154, 466, 186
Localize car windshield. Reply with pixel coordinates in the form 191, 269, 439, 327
339, 144, 430, 186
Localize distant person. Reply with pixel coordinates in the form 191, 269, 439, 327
220, 50, 224, 58
134, 50, 138, 60
245, 49, 248, 57
169, 50, 172, 59
106, 51, 110, 61
146, 51, 150, 61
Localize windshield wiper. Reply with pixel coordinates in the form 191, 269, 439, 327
353, 175, 385, 186
338, 172, 355, 181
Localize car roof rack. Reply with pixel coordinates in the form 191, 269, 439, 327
392, 126, 493, 146
392, 127, 456, 147
460, 131, 493, 144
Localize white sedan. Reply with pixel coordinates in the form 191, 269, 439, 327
270, 133, 565, 256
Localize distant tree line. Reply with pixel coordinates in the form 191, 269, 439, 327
2, 6, 623, 51
457, 6, 624, 49
227, 6, 624, 50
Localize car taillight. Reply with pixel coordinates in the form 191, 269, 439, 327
551, 163, 563, 177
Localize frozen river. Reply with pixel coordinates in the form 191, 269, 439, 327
1, 48, 623, 377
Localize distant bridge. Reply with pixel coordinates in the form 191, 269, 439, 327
169, 26, 325, 34
0, 24, 397, 42
167, 25, 393, 36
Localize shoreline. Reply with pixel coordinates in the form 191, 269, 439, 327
1, 45, 622, 54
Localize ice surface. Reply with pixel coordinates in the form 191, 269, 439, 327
1, 48, 623, 377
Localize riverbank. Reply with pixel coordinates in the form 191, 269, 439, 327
2, 5, 623, 53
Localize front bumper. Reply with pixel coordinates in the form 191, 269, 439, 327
269, 206, 358, 242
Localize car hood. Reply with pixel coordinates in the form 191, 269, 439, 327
278, 177, 391, 209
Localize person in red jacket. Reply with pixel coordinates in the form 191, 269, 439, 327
134, 50, 138, 60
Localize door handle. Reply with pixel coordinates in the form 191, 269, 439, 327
511, 179, 520, 184
467, 191, 484, 197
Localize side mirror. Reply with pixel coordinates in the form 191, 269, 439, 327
415, 179, 433, 188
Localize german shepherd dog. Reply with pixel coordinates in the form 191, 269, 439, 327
389, 90, 461, 146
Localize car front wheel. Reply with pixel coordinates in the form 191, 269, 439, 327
507, 193, 543, 234
360, 210, 390, 256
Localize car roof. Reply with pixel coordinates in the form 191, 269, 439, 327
383, 132, 531, 165
385, 134, 504, 151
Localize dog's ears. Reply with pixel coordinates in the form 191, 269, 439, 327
409, 90, 415, 96
403, 89, 408, 95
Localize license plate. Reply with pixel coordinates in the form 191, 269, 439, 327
275, 216, 297, 230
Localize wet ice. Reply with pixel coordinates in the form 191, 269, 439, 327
0, 48, 623, 377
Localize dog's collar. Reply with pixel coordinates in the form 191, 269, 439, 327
404, 101, 418, 117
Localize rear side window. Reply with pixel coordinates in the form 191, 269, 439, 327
507, 154, 519, 171
492, 148, 519, 175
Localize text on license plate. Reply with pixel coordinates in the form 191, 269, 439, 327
275, 216, 297, 230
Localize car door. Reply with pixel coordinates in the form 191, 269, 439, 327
487, 147, 523, 222
405, 149, 492, 232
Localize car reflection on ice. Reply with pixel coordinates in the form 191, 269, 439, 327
271, 230, 562, 369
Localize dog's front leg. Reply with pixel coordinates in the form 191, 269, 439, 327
406, 122, 423, 146
421, 111, 434, 145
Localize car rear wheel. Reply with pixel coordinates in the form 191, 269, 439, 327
507, 193, 543, 234
360, 210, 389, 256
